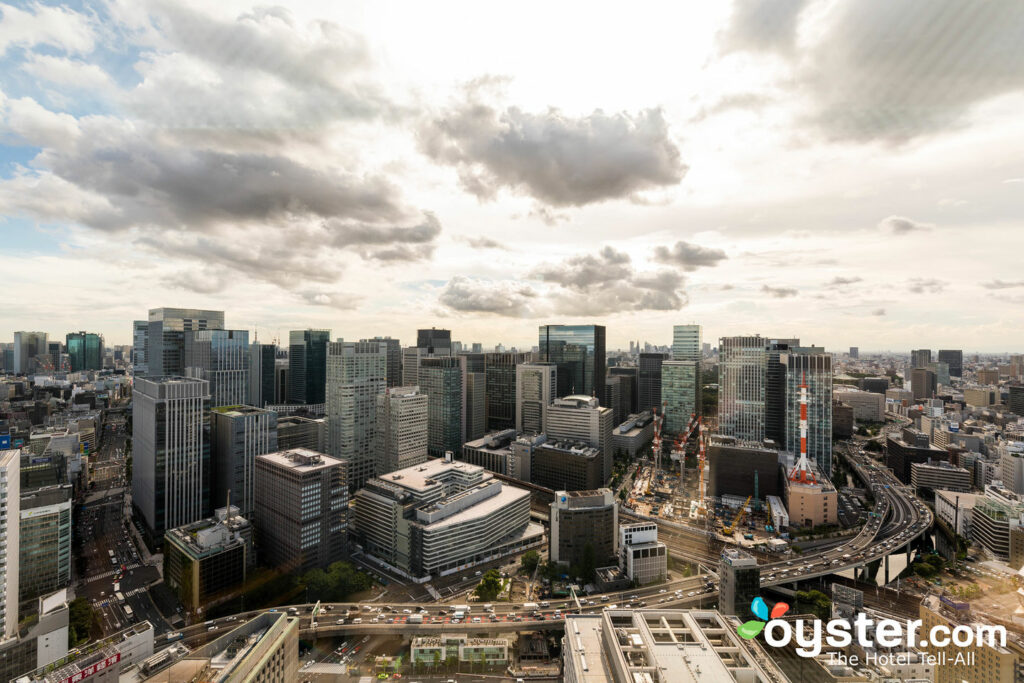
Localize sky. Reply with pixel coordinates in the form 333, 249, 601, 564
1, 0, 1023, 352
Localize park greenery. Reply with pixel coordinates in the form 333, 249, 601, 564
298, 561, 375, 603
69, 598, 95, 646
473, 570, 504, 601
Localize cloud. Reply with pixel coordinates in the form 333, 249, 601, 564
718, 0, 809, 56
907, 278, 946, 294
982, 279, 1024, 290
652, 240, 729, 271
690, 92, 774, 122
461, 236, 509, 250
528, 205, 570, 226
298, 290, 361, 310
826, 276, 863, 287
421, 89, 686, 206
438, 276, 537, 316
871, 308, 886, 316
761, 284, 797, 298
163, 268, 228, 295
878, 215, 933, 234
532, 246, 634, 290
21, 54, 115, 92
0, 2, 95, 56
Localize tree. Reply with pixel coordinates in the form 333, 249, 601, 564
68, 598, 94, 646
474, 569, 504, 601
520, 550, 540, 574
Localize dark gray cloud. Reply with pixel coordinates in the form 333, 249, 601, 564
878, 215, 933, 234
438, 276, 537, 316
421, 96, 686, 206
826, 276, 863, 287
718, 0, 809, 55
982, 279, 1024, 290
532, 246, 634, 290
908, 278, 946, 294
652, 240, 729, 271
326, 214, 441, 246
761, 284, 797, 298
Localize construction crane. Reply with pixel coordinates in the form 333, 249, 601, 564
647, 403, 665, 496
695, 421, 709, 516
722, 495, 753, 535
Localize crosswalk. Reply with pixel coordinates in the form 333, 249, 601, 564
87, 562, 142, 584
92, 586, 147, 608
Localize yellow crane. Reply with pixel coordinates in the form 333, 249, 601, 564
722, 495, 753, 535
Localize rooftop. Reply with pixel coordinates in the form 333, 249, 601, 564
257, 448, 340, 473
377, 457, 487, 492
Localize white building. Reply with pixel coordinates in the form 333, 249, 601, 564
1, 449, 19, 641
934, 489, 977, 537
375, 386, 429, 476
833, 386, 885, 422
618, 523, 667, 586
544, 396, 614, 484
326, 340, 387, 492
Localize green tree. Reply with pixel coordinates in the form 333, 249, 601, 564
474, 569, 504, 601
68, 598, 94, 646
520, 550, 540, 574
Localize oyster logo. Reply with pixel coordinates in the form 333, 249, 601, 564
737, 597, 789, 639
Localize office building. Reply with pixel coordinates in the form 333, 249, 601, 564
65, 332, 103, 372
288, 329, 330, 405
45, 342, 62, 372
132, 320, 148, 375
618, 523, 667, 586
164, 509, 252, 612
544, 395, 614, 485
859, 376, 890, 394
531, 441, 605, 491
1008, 385, 1024, 416
463, 365, 486, 442
783, 460, 838, 527
934, 489, 976, 537
707, 438, 781, 500
326, 340, 387, 492
719, 548, 760, 620
516, 362, 557, 435
910, 367, 937, 400
210, 405, 278, 520
550, 489, 617, 568
375, 386, 429, 475
1, 449, 20, 640
184, 329, 250, 408
911, 348, 932, 368
275, 414, 323, 452
910, 461, 971, 496
977, 368, 999, 385
718, 335, 767, 443
352, 458, 541, 579
965, 386, 998, 407
919, 595, 1019, 683
461, 430, 529, 480
132, 377, 210, 544
145, 308, 224, 377
849, 346, 859, 359
781, 346, 833, 475
608, 366, 638, 415
18, 485, 71, 607
417, 328, 452, 355
485, 352, 530, 431
832, 400, 854, 438
274, 357, 289, 403
19, 621, 153, 683
832, 386, 884, 421
671, 324, 702, 361
254, 449, 347, 573
248, 341, 276, 408
637, 352, 667, 414
364, 336, 403, 387
603, 373, 626, 426
886, 429, 946, 485
13, 331, 48, 375
661, 360, 700, 437
927, 360, 950, 387
538, 324, 606, 402
562, 609, 785, 683
611, 412, 655, 459
419, 356, 464, 458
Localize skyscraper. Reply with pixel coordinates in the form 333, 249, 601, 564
638, 352, 668, 414
781, 347, 833, 476
365, 337, 403, 387
65, 331, 103, 372
938, 349, 963, 378
718, 336, 767, 443
12, 331, 47, 374
609, 366, 638, 414
662, 361, 701, 437
211, 405, 278, 520
485, 352, 531, 431
419, 356, 464, 457
416, 328, 452, 355
516, 362, 557, 435
0, 449, 19, 640
538, 324, 606, 402
132, 320, 148, 375
911, 368, 937, 400
672, 324, 702, 361
288, 329, 330, 404
326, 340, 387, 493
184, 329, 250, 408
765, 338, 800, 448
911, 349, 932, 369
248, 341, 277, 407
375, 386, 429, 475
544, 395, 614, 485
463, 365, 487, 442
132, 376, 211, 544
146, 308, 225, 377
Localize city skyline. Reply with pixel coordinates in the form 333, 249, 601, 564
2, 1, 1024, 350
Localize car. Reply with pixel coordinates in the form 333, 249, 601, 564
687, 591, 695, 597
658, 589, 667, 594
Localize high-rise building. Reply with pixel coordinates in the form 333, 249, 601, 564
849, 346, 859, 359
911, 367, 937, 400
937, 349, 963, 378
781, 347, 833, 476
65, 331, 103, 372
662, 361, 700, 437
46, 342, 62, 372
0, 449, 19, 640
365, 337, 403, 387
719, 548, 760, 620
671, 324, 702, 361
484, 352, 530, 431
926, 360, 950, 387
19, 484, 71, 608
248, 342, 276, 408
549, 489, 617, 568
544, 395, 614, 485
326, 340, 387, 493
132, 320, 148, 375
764, 338, 799, 448
254, 449, 347, 572
13, 331, 48, 375
1008, 385, 1024, 417
911, 348, 932, 369
146, 308, 224, 377
274, 357, 289, 403
516, 362, 557, 435
531, 441, 605, 491
288, 329, 330, 405
416, 328, 452, 355
132, 376, 211, 544
718, 336, 767, 443
637, 352, 668, 414
538, 324, 606, 402
210, 405, 278, 520
463, 366, 487, 442
184, 329, 250, 408
375, 386, 429, 476
420, 357, 464, 457
276, 415, 324, 451
609, 366, 638, 414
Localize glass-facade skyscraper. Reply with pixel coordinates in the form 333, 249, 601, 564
538, 324, 606, 402
146, 308, 225, 377
638, 352, 668, 414
671, 324, 702, 362
781, 347, 833, 476
718, 336, 767, 443
419, 356, 464, 457
289, 329, 330, 404
66, 331, 103, 371
326, 340, 388, 493
184, 329, 250, 408
485, 352, 530, 431
662, 361, 701, 437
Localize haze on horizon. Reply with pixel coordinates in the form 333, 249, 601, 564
1, 0, 1023, 351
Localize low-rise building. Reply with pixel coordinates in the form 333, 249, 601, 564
610, 412, 654, 459
910, 460, 971, 496
617, 522, 667, 586
783, 461, 838, 527
410, 634, 510, 667
163, 508, 252, 613
461, 429, 528, 480
971, 496, 1024, 561
918, 594, 1018, 683
19, 621, 154, 683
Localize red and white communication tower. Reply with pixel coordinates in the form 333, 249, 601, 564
788, 371, 818, 485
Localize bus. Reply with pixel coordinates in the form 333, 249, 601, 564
115, 592, 125, 604
123, 605, 134, 619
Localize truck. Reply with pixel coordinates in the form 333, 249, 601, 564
522, 602, 539, 612
407, 614, 424, 624
452, 611, 465, 621
123, 605, 134, 619
453, 604, 471, 613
